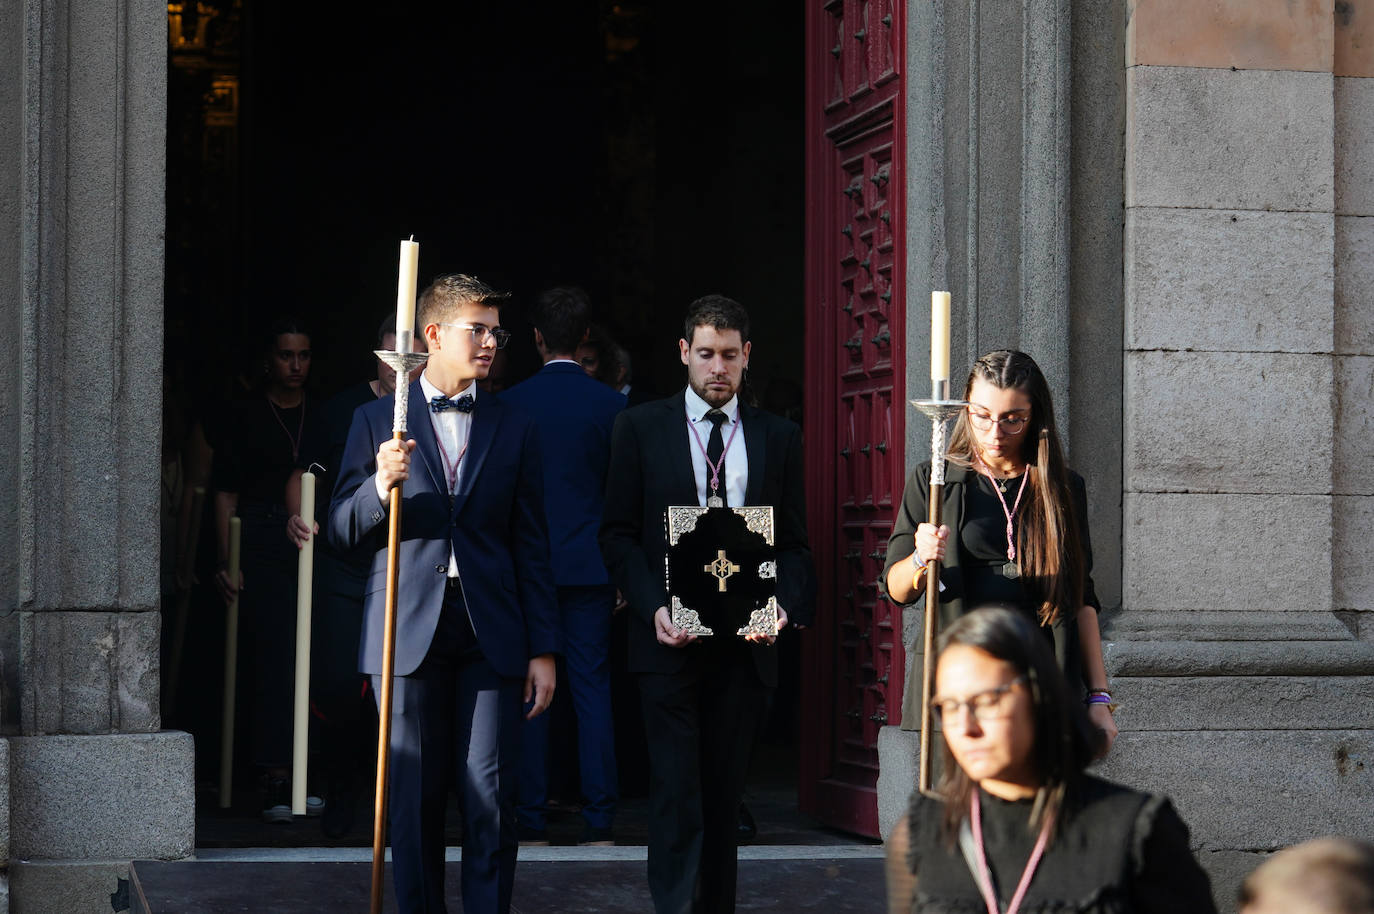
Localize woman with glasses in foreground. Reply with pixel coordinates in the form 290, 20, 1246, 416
885, 608, 1215, 914
882, 350, 1117, 752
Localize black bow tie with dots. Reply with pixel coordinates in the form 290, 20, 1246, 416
430, 394, 475, 413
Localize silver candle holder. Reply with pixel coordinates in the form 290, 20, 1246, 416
911, 378, 969, 482
376, 328, 429, 435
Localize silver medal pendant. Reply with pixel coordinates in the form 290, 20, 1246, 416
1002, 561, 1020, 580
707, 495, 724, 508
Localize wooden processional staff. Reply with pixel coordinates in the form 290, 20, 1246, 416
910, 291, 966, 796
219, 516, 242, 808
370, 238, 428, 914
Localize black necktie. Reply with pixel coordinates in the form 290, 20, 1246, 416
430, 393, 475, 413
706, 408, 728, 506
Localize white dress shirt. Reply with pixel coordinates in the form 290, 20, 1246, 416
376, 371, 475, 578
684, 386, 747, 507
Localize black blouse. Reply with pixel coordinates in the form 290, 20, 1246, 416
905, 778, 1217, 914
961, 472, 1031, 610
212, 396, 312, 507
881, 462, 1100, 722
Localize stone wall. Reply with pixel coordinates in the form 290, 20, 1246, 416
1101, 0, 1374, 908
0, 1, 194, 911
888, 2, 1374, 911
1335, 3, 1374, 640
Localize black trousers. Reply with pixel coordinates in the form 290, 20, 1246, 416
638, 642, 770, 914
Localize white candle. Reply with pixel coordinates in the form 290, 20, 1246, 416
930, 290, 951, 381
396, 238, 419, 351
292, 471, 316, 816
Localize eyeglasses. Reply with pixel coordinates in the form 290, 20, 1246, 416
967, 409, 1030, 433
439, 322, 512, 349
931, 676, 1027, 723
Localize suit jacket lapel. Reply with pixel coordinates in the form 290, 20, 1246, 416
741, 403, 764, 505
452, 394, 498, 514
405, 380, 445, 494
664, 390, 698, 505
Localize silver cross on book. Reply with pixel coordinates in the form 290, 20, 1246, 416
664, 504, 780, 639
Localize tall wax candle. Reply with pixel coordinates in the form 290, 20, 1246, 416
930, 291, 951, 380
396, 239, 419, 350
292, 471, 316, 816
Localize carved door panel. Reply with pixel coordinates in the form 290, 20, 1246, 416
801, 0, 905, 838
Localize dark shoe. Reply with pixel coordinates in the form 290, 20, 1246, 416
321, 774, 359, 839
517, 825, 550, 847
261, 777, 292, 824
577, 825, 615, 847
736, 802, 757, 846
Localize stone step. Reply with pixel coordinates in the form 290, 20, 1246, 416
1105, 640, 1374, 677
129, 847, 888, 914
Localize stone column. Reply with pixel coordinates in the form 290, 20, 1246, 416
1104, 1, 1374, 907
1335, 0, 1374, 642
880, 0, 1125, 832
1, 2, 194, 911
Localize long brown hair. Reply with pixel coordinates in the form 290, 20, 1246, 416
946, 350, 1085, 626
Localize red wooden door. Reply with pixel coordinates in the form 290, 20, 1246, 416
800, 0, 906, 839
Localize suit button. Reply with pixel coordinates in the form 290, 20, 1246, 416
435, 564, 447, 573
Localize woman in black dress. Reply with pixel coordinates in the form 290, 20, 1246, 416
885, 608, 1216, 914
883, 350, 1116, 750
213, 317, 316, 821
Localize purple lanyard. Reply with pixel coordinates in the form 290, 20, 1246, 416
687, 411, 741, 501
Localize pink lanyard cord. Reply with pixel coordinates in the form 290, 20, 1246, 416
686, 412, 741, 499
430, 413, 469, 495
976, 461, 1030, 562
971, 790, 1053, 914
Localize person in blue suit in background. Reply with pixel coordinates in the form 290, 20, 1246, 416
503, 286, 626, 847
329, 273, 559, 914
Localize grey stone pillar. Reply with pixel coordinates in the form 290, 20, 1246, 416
881, 0, 1124, 834
1, 1, 194, 910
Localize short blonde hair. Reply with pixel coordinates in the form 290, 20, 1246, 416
1239, 838, 1374, 914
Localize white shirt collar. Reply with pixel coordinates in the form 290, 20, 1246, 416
419, 371, 477, 406
545, 358, 581, 367
684, 385, 738, 424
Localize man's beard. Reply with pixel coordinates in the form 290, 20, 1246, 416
691, 377, 736, 406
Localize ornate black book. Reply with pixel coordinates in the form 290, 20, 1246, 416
664, 505, 780, 638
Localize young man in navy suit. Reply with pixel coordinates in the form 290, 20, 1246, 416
600, 295, 815, 914
329, 274, 559, 914
503, 286, 626, 846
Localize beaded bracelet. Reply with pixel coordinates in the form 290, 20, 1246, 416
1085, 694, 1112, 705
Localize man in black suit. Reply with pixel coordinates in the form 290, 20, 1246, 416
600, 295, 814, 914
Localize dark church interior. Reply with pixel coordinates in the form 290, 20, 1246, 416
163, 0, 814, 845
